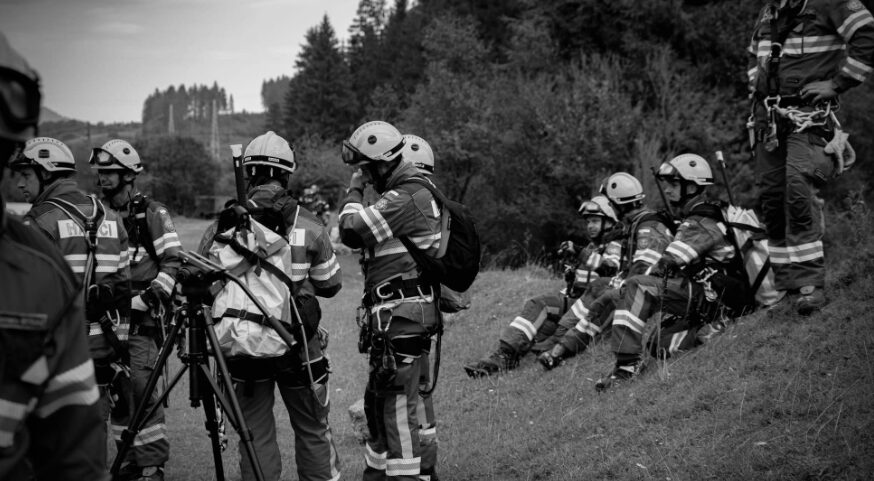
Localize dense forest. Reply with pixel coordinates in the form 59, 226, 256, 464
264, 0, 874, 264
6, 0, 872, 261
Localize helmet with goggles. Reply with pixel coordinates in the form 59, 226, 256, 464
89, 139, 143, 173
657, 153, 713, 185
0, 33, 41, 144
401, 134, 434, 174
600, 172, 645, 206
342, 121, 405, 165
578, 195, 619, 223
243, 131, 296, 174
10, 137, 75, 173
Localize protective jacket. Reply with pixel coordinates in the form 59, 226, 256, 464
123, 193, 181, 296
0, 199, 108, 481
339, 161, 442, 481
551, 207, 674, 353
23, 179, 131, 359
748, 0, 874, 96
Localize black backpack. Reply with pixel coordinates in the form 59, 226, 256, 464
398, 178, 481, 293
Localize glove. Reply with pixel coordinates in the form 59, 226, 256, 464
824, 129, 856, 176
142, 280, 170, 310
654, 256, 680, 278
557, 240, 576, 256
563, 266, 576, 283
85, 283, 114, 321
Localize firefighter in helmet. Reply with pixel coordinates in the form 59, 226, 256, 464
0, 32, 108, 481
339, 121, 442, 481
90, 139, 179, 481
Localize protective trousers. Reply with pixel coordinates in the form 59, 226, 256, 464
111, 333, 168, 468
234, 380, 340, 481
364, 315, 430, 481
416, 340, 437, 481
755, 118, 834, 290
551, 279, 618, 355
611, 276, 701, 358
228, 345, 340, 481
500, 293, 568, 355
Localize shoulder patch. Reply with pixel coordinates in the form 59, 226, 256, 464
848, 0, 864, 11
158, 209, 176, 233
374, 198, 389, 211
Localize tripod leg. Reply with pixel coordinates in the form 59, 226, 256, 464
200, 320, 266, 481
111, 317, 185, 478
199, 379, 226, 481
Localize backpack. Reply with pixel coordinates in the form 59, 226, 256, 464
689, 202, 779, 308
397, 177, 481, 293
723, 205, 780, 307
209, 200, 304, 358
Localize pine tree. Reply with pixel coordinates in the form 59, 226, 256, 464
284, 15, 356, 141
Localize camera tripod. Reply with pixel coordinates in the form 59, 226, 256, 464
109, 251, 301, 481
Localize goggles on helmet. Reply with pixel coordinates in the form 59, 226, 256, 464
578, 200, 605, 217
656, 162, 682, 181
0, 66, 41, 132
341, 139, 405, 165
88, 148, 122, 169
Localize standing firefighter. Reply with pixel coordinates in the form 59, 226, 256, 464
91, 139, 179, 481
538, 173, 675, 370
339, 121, 442, 481
747, 0, 874, 314
10, 137, 131, 465
199, 131, 343, 481
463, 195, 621, 378
0, 32, 107, 481
400, 133, 439, 479
598, 155, 754, 391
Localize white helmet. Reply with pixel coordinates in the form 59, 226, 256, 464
657, 153, 713, 185
244, 131, 296, 174
10, 137, 75, 172
578, 195, 619, 223
342, 121, 405, 165
600, 172, 645, 205
402, 134, 435, 174
89, 139, 143, 173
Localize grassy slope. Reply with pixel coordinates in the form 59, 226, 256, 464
161, 216, 874, 480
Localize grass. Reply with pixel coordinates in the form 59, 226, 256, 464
150, 216, 874, 480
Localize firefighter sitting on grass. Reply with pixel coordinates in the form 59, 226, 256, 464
596, 154, 754, 391
463, 195, 621, 378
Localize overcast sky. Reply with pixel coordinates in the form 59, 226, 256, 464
0, 0, 360, 123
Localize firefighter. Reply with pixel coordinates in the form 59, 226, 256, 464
462, 195, 622, 378
401, 133, 439, 480
339, 121, 442, 481
90, 139, 179, 481
0, 32, 108, 481
597, 154, 754, 391
747, 0, 874, 315
199, 131, 343, 481
538, 173, 675, 370
9, 137, 131, 465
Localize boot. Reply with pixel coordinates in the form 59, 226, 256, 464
463, 347, 517, 378
537, 344, 567, 371
795, 286, 825, 316
595, 355, 640, 392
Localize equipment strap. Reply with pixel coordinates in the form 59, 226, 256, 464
129, 195, 160, 265
97, 315, 130, 365
218, 308, 294, 331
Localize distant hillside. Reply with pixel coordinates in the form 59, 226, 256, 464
39, 106, 66, 123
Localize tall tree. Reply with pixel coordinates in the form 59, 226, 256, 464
284, 15, 356, 141
347, 0, 390, 120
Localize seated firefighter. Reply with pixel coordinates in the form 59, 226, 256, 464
596, 154, 756, 391
462, 195, 621, 378
537, 172, 675, 370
